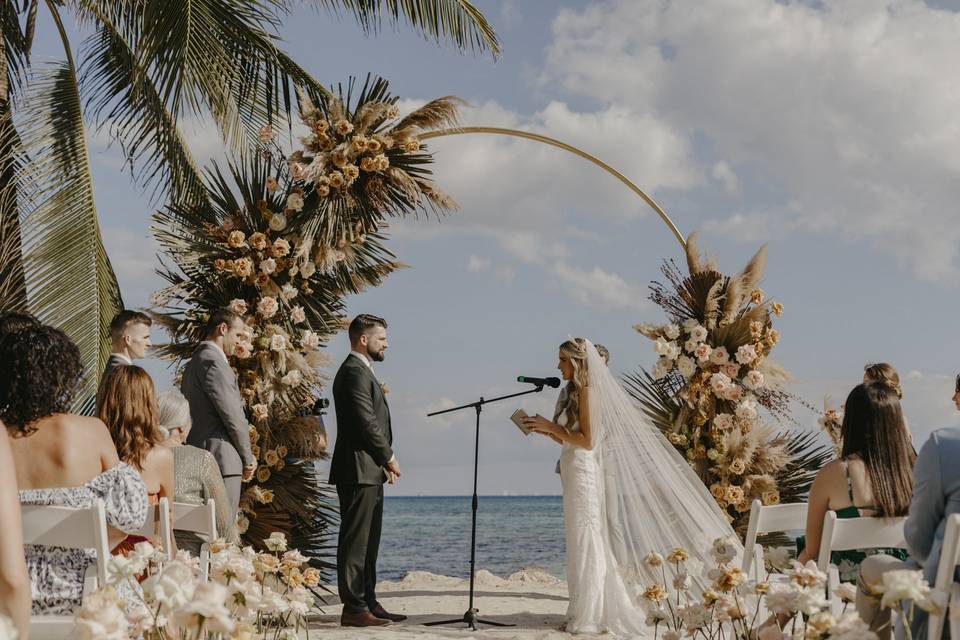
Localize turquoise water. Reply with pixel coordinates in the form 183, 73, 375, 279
378, 496, 565, 581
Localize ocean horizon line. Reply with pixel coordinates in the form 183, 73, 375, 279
385, 493, 563, 498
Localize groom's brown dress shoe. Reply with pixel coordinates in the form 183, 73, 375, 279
370, 604, 407, 622
340, 611, 391, 627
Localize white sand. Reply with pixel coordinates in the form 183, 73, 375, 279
306, 568, 598, 639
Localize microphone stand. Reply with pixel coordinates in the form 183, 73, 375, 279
423, 383, 551, 631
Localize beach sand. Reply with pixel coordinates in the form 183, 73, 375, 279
306, 567, 595, 639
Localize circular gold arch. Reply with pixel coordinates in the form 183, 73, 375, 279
421, 126, 687, 249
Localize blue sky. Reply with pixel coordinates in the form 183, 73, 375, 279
34, 0, 960, 494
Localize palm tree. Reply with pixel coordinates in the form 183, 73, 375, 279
0, 0, 498, 409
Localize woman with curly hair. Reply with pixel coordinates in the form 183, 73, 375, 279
97, 365, 177, 556
2, 324, 148, 614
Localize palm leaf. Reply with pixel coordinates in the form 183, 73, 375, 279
307, 0, 500, 57
16, 54, 122, 412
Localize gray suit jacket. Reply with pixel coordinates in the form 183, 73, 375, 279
100, 354, 131, 387
329, 355, 393, 485
180, 343, 254, 474
904, 427, 960, 639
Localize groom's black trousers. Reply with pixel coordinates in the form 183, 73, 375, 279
336, 483, 383, 614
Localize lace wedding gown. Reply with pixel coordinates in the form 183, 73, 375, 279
558, 341, 740, 636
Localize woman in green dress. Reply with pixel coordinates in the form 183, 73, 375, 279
797, 382, 916, 580
158, 390, 239, 554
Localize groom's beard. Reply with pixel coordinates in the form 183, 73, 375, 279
370, 349, 386, 362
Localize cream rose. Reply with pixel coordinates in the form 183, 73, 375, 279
257, 296, 278, 318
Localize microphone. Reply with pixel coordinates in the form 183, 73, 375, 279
517, 375, 561, 388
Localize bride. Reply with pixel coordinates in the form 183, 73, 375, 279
524, 338, 740, 636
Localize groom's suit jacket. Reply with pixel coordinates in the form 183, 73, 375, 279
329, 354, 393, 486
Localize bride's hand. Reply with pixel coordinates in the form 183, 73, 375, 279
523, 415, 559, 437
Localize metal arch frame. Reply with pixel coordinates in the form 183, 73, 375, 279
420, 126, 687, 249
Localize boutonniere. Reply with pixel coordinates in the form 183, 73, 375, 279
379, 382, 390, 395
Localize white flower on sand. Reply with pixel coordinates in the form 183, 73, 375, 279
300, 261, 316, 279
644, 551, 664, 567
677, 355, 696, 379
796, 588, 830, 615
257, 296, 279, 318
764, 582, 799, 615
764, 546, 792, 572
736, 344, 758, 365
290, 305, 306, 324
711, 536, 738, 564
301, 330, 320, 350
142, 561, 195, 611
281, 370, 302, 387
709, 346, 730, 366
75, 596, 129, 640
835, 582, 858, 603
265, 531, 288, 552
876, 569, 935, 611
270, 334, 287, 352
744, 369, 765, 390
652, 356, 673, 380
228, 299, 248, 315
678, 602, 712, 630
688, 325, 708, 342
286, 193, 304, 212
714, 413, 734, 432
694, 343, 713, 363
664, 324, 681, 340
672, 573, 692, 591
172, 582, 234, 635
106, 553, 144, 584
260, 258, 277, 274
280, 283, 298, 301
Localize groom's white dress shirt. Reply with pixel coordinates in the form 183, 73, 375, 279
108, 352, 133, 365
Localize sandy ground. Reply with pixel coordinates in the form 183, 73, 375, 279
305, 568, 599, 639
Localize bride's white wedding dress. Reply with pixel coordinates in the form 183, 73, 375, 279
559, 340, 740, 636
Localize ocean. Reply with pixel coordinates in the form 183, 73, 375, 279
377, 496, 566, 581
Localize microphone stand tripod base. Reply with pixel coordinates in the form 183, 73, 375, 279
424, 607, 514, 631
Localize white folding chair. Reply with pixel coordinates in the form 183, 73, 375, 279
927, 513, 960, 640
21, 498, 110, 639
172, 499, 218, 580
742, 499, 809, 582
128, 496, 173, 560
818, 510, 906, 602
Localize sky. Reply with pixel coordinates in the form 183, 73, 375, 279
31, 0, 960, 495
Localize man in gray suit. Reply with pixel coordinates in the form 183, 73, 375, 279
858, 377, 960, 638
101, 310, 152, 384
330, 314, 404, 627
180, 308, 256, 515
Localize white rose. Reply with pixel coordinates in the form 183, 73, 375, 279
257, 296, 279, 318
744, 369, 765, 390
652, 356, 673, 380
301, 330, 320, 350
280, 283, 298, 301
877, 569, 934, 611
709, 372, 732, 395
682, 318, 699, 331
172, 581, 234, 635
684, 339, 700, 354
286, 193, 304, 212
665, 324, 681, 340
723, 362, 741, 378
270, 334, 287, 352
654, 337, 675, 357
281, 369, 302, 387
796, 588, 829, 615
688, 325, 708, 342
694, 343, 713, 363
228, 298, 248, 316
269, 212, 287, 231
735, 400, 758, 423
711, 536, 737, 564
736, 344, 758, 365
677, 355, 696, 379
714, 413, 734, 431
260, 258, 276, 274
722, 384, 743, 402
290, 305, 306, 324
264, 531, 288, 552
764, 582, 799, 615
142, 561, 195, 611
709, 346, 730, 365
300, 261, 316, 278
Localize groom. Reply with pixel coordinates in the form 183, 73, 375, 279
330, 314, 405, 627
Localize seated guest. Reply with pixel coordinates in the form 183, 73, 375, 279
2, 325, 148, 614
0, 310, 38, 336
157, 390, 239, 553
857, 374, 960, 639
102, 310, 152, 383
97, 365, 177, 556
0, 422, 30, 639
796, 382, 915, 578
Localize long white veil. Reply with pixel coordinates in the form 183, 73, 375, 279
584, 339, 740, 587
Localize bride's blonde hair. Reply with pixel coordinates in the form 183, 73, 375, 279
554, 338, 589, 427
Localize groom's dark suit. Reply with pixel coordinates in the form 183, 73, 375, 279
330, 352, 393, 615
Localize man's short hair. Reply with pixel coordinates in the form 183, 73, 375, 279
348, 314, 387, 343
109, 310, 152, 340
0, 311, 39, 337
204, 308, 242, 338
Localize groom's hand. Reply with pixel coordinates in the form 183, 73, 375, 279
385, 458, 401, 480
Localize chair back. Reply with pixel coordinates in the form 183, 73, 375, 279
742, 500, 808, 579
129, 496, 173, 560
817, 511, 906, 571
172, 499, 218, 581
927, 513, 960, 640
21, 498, 110, 587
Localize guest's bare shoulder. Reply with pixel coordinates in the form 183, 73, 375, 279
68, 415, 120, 467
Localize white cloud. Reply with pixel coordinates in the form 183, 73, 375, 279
551, 260, 650, 311
712, 161, 740, 195
466, 254, 490, 272
542, 0, 960, 281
